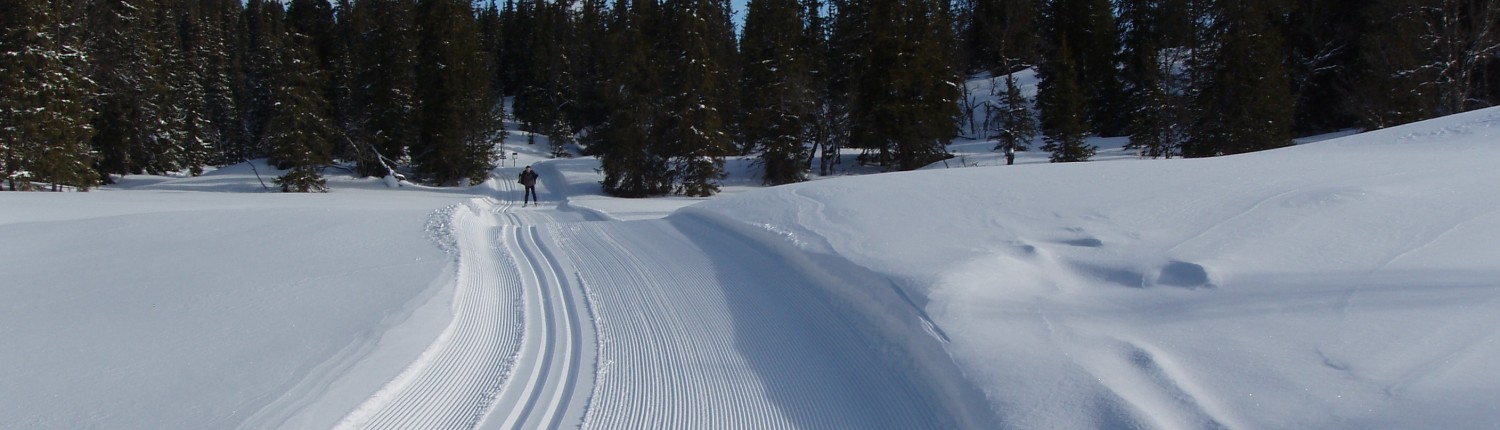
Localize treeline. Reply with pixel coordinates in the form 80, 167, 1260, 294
973, 0, 1500, 161
1, 0, 500, 192
3, 0, 1499, 194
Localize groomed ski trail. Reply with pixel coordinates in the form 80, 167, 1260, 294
555, 217, 952, 429
337, 176, 595, 430
341, 171, 955, 429
483, 199, 594, 430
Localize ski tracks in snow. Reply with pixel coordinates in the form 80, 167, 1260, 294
339, 177, 951, 429
338, 180, 594, 430
556, 219, 950, 429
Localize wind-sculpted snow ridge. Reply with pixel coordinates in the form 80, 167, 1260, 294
336, 197, 527, 429
675, 207, 1000, 429
553, 217, 954, 429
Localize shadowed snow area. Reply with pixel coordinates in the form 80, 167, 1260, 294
4, 107, 1500, 429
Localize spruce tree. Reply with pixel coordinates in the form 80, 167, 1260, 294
1038, 38, 1095, 162
350, 0, 419, 178
266, 33, 335, 192
88, 0, 180, 179
895, 0, 961, 170
160, 0, 213, 176
478, 0, 505, 102
842, 0, 959, 171
595, 0, 672, 197
990, 74, 1036, 154
1041, 0, 1126, 136
1118, 0, 1191, 158
967, 0, 1039, 74
1184, 0, 1293, 157
286, 0, 339, 111
659, 0, 737, 196
803, 0, 845, 176
413, 0, 499, 185
1, 0, 98, 190
573, 0, 613, 133
1284, 0, 1367, 135
197, 0, 247, 165
1352, 0, 1437, 129
513, 0, 577, 156
243, 0, 289, 160
741, 0, 814, 185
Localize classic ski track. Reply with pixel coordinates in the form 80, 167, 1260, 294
343, 195, 523, 430
486, 218, 586, 430
559, 220, 947, 429
344, 174, 948, 429
342, 175, 591, 430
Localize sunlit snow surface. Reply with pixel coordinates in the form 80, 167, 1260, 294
3, 108, 1499, 429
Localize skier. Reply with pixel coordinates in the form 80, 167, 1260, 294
518, 165, 540, 207
1005, 144, 1016, 165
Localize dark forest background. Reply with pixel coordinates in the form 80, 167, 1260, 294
3, 0, 1497, 193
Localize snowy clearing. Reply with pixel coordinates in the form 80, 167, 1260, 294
4, 108, 1500, 429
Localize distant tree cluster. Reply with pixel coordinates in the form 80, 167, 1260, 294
4, 0, 1499, 192
2, 0, 501, 192
956, 0, 1500, 161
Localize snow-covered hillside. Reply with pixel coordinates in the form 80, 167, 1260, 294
3, 108, 1498, 429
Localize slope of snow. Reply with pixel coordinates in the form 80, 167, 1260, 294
690, 107, 1500, 428
3, 107, 1498, 429
0, 189, 463, 429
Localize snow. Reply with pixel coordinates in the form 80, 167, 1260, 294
3, 107, 1500, 429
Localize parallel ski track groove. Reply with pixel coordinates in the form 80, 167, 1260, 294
347, 195, 524, 430
559, 220, 947, 429
563, 223, 771, 429
493, 222, 582, 430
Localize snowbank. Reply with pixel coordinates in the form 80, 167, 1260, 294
689, 107, 1500, 428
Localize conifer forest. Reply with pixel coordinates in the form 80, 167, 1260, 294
3, 0, 1498, 193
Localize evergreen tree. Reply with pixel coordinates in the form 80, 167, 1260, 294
413, 0, 499, 185
659, 0, 737, 196
1, 0, 98, 190
896, 0, 961, 170
160, 0, 213, 175
1352, 0, 1438, 128
573, 0, 613, 133
1118, 0, 1191, 158
1037, 38, 1095, 162
804, 0, 846, 176
1284, 0, 1368, 135
741, 0, 814, 185
286, 0, 338, 108
349, 0, 419, 178
1041, 0, 1126, 136
513, 0, 577, 155
196, 0, 247, 165
1184, 0, 1293, 157
328, 0, 359, 162
843, 0, 960, 171
967, 0, 1038, 74
266, 32, 335, 192
243, 0, 288, 159
478, 0, 505, 102
990, 74, 1036, 153
595, 0, 673, 197
88, 0, 181, 179
1353, 0, 1499, 128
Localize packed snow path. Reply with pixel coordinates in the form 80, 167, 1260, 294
339, 180, 598, 429
340, 177, 953, 429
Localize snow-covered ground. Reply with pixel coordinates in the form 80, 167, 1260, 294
3, 108, 1499, 429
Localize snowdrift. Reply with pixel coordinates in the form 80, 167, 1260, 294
687, 107, 1500, 428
